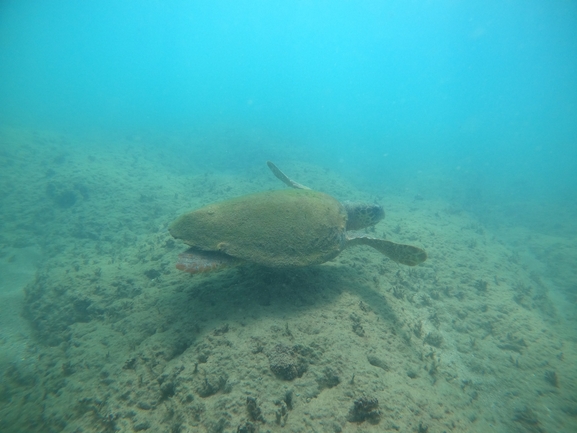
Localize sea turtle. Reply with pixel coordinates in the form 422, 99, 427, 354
169, 162, 427, 273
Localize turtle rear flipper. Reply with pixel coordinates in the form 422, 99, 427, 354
176, 248, 241, 274
347, 235, 427, 266
267, 161, 311, 190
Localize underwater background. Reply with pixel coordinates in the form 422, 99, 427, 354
1, 1, 576, 432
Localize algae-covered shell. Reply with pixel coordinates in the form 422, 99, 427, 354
168, 189, 347, 267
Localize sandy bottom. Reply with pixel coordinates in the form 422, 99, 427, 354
0, 246, 40, 370
0, 126, 576, 433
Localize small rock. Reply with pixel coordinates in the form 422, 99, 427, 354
267, 344, 307, 381
347, 396, 381, 424
246, 397, 264, 422
134, 421, 150, 431
367, 355, 389, 371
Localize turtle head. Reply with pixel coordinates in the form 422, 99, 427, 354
343, 201, 385, 231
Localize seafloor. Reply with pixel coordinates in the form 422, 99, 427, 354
0, 126, 576, 433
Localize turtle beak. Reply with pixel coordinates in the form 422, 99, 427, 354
373, 205, 385, 223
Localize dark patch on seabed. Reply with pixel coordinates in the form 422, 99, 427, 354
1, 127, 576, 432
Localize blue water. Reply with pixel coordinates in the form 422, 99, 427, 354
1, 0, 576, 204
1, 2, 577, 431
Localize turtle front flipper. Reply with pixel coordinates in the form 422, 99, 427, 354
267, 161, 311, 190
347, 235, 427, 266
176, 248, 241, 274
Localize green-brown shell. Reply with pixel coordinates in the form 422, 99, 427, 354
168, 189, 347, 267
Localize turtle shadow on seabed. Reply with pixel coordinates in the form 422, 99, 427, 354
177, 261, 400, 328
